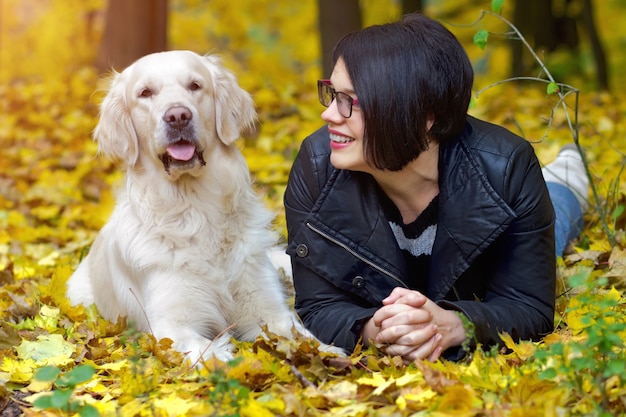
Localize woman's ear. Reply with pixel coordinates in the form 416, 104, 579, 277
93, 71, 139, 169
203, 54, 257, 145
426, 112, 435, 133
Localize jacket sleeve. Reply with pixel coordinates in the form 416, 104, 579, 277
284, 133, 379, 352
439, 140, 556, 347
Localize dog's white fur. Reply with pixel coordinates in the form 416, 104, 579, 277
67, 50, 338, 363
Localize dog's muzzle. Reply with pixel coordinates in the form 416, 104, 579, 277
160, 140, 206, 174
159, 106, 206, 174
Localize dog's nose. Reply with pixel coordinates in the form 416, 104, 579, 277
163, 106, 192, 130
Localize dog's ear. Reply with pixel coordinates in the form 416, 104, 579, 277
204, 55, 257, 145
93, 71, 139, 168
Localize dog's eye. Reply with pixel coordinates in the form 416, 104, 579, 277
189, 81, 202, 91
139, 88, 153, 98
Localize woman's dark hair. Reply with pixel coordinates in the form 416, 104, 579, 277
332, 13, 474, 171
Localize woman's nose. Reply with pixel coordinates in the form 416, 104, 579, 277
321, 99, 342, 123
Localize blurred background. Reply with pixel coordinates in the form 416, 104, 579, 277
1, 0, 622, 87
0, 0, 624, 244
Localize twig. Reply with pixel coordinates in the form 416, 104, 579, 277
287, 360, 316, 388
193, 323, 236, 368
470, 9, 617, 247
129, 287, 154, 335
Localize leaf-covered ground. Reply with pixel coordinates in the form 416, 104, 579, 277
1, 0, 626, 416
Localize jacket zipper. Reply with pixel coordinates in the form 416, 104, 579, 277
306, 222, 408, 288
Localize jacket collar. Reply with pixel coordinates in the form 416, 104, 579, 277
429, 132, 517, 299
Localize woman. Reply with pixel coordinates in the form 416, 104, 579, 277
284, 13, 587, 361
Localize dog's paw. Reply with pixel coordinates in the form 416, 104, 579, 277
318, 343, 347, 356
175, 335, 235, 366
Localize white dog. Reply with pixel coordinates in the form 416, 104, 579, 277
67, 50, 339, 364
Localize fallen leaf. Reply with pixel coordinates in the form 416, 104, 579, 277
0, 321, 21, 350
416, 361, 458, 394
16, 334, 75, 366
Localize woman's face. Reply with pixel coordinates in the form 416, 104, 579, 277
322, 58, 370, 173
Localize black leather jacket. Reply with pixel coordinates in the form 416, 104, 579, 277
285, 116, 556, 353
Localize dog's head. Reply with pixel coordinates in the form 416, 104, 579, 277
94, 50, 257, 179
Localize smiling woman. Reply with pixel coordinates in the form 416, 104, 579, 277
285, 13, 588, 363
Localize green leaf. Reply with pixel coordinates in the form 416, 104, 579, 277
605, 359, 626, 377
567, 268, 591, 288
32, 394, 54, 410
570, 356, 595, 372
491, 0, 504, 13
547, 82, 560, 95
79, 404, 100, 417
50, 389, 73, 409
539, 368, 557, 380
473, 30, 489, 50
57, 364, 95, 387
34, 365, 61, 382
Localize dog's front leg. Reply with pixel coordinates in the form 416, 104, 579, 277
232, 264, 346, 357
149, 318, 236, 365
139, 282, 236, 365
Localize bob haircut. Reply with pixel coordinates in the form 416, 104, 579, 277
332, 13, 474, 171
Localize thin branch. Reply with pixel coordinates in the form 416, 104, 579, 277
287, 360, 316, 388
472, 10, 616, 246
194, 324, 237, 368
129, 287, 154, 335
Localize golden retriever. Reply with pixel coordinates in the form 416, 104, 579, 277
66, 50, 340, 364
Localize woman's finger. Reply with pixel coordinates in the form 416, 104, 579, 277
372, 303, 417, 327
375, 323, 437, 346
383, 287, 426, 306
427, 345, 444, 362
382, 333, 442, 362
376, 306, 433, 331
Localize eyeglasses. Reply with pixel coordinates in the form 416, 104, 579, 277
317, 79, 359, 118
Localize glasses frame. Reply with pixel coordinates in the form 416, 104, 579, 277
317, 79, 359, 118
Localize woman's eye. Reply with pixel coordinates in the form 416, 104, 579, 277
189, 81, 202, 91
139, 88, 152, 98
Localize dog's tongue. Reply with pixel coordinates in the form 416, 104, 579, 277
166, 141, 196, 161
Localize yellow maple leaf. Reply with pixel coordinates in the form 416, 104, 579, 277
397, 386, 438, 412
357, 372, 396, 396
249, 394, 286, 415
16, 333, 75, 367
32, 305, 61, 333
1, 357, 37, 383
500, 332, 537, 359
240, 398, 278, 417
430, 384, 479, 417
329, 402, 371, 416
153, 392, 197, 417
395, 371, 424, 387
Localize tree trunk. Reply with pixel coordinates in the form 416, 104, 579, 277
317, 0, 361, 78
402, 0, 423, 14
96, 0, 168, 73
511, 0, 608, 89
581, 0, 609, 90
511, 0, 578, 77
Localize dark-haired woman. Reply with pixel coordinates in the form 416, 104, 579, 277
284, 13, 587, 361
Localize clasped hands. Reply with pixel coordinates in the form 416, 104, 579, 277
361, 287, 467, 363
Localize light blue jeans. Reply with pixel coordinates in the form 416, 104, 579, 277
547, 182, 584, 256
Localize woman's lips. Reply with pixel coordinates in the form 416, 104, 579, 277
329, 132, 355, 149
